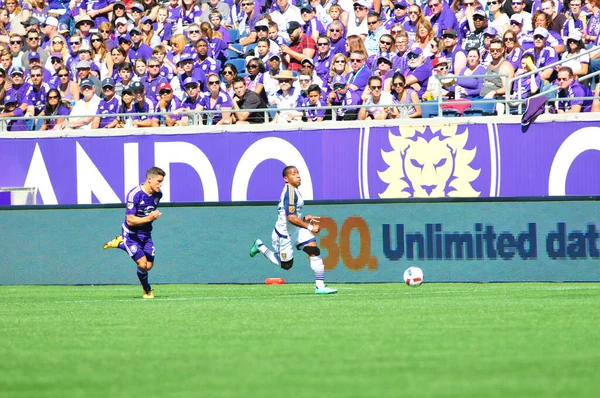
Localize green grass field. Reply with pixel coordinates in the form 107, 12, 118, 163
1, 283, 599, 398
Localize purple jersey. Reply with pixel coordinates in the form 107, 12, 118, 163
124, 185, 163, 234
199, 91, 233, 124
97, 96, 120, 128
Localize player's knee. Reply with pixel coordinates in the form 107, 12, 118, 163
303, 246, 320, 257
281, 260, 294, 270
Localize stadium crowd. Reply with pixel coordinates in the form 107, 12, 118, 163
0, 0, 600, 130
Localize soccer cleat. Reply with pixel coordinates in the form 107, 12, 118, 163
142, 289, 154, 299
249, 239, 262, 257
315, 286, 338, 295
103, 235, 123, 250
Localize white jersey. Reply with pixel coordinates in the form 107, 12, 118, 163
275, 184, 304, 237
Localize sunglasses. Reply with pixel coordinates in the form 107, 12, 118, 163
512, 1, 523, 4
510, 21, 522, 26
395, 5, 407, 9
333, 84, 345, 89
130, 32, 142, 36
557, 77, 570, 81
329, 29, 341, 33
91, 38, 101, 43
350, 58, 363, 62
504, 37, 516, 42
436, 66, 448, 71
10, 40, 22, 44
533, 35, 546, 40
148, 64, 160, 68
302, 63, 313, 68
51, 59, 62, 64
185, 84, 198, 89
159, 90, 172, 95
59, 73, 69, 77
369, 85, 381, 90
48, 95, 59, 99
81, 86, 93, 90
100, 29, 111, 34
102, 86, 114, 90
247, 64, 259, 69
380, 40, 392, 45
241, 2, 253, 5
27, 37, 39, 41
188, 30, 200, 34
407, 54, 419, 59
334, 59, 345, 63
367, 20, 379, 26
393, 82, 405, 88
428, 2, 440, 7
30, 74, 42, 78
52, 40, 63, 44
408, 11, 420, 15
488, 1, 499, 4
208, 80, 220, 85
354, 5, 366, 10
255, 26, 268, 31
223, 71, 234, 75
317, 42, 329, 46
442, 35, 456, 39
490, 48, 502, 53
473, 16, 485, 21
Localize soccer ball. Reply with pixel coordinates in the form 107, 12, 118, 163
403, 267, 423, 287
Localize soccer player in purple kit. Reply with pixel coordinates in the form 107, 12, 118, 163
103, 167, 166, 299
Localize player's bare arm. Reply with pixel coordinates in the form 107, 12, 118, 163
126, 210, 162, 227
287, 214, 320, 234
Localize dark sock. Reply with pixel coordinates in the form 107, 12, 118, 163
137, 269, 151, 292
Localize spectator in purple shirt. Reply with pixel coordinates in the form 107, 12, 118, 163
327, 74, 362, 121
441, 28, 467, 74
327, 20, 346, 55
200, 72, 234, 125
427, 0, 460, 39
524, 27, 558, 82
79, 0, 113, 27
141, 57, 169, 102
301, 4, 325, 42
503, 30, 524, 71
385, 1, 409, 30
5, 66, 32, 117
346, 50, 371, 97
302, 84, 326, 122
555, 66, 593, 113
129, 26, 154, 64
155, 81, 184, 126
130, 81, 158, 127
92, 78, 120, 129
403, 47, 432, 98
39, 89, 71, 131
313, 35, 333, 84
451, 47, 486, 99
0, 92, 28, 131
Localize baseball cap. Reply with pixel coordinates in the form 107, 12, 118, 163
50, 52, 63, 59
331, 74, 348, 86
22, 16, 41, 26
101, 78, 115, 88
114, 0, 125, 7
301, 4, 315, 13
442, 28, 457, 38
268, 53, 281, 61
510, 14, 524, 25
255, 21, 268, 30
432, 56, 449, 68
80, 78, 94, 87
301, 57, 314, 66
9, 66, 25, 76
377, 53, 393, 64
178, 53, 194, 64
158, 82, 172, 92
533, 27, 549, 38
353, 0, 368, 7
568, 30, 582, 42
131, 81, 145, 92
483, 27, 498, 36
131, 4, 145, 12
141, 16, 153, 24
58, 23, 69, 33
130, 26, 142, 35
473, 10, 487, 18
28, 51, 41, 61
4, 92, 18, 104
118, 33, 132, 43
78, 43, 92, 52
286, 21, 301, 34
76, 60, 91, 69
44, 16, 59, 27
408, 47, 423, 56
394, 0, 409, 7
183, 77, 198, 87
115, 17, 128, 26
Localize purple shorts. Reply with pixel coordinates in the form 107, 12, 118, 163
122, 228, 155, 262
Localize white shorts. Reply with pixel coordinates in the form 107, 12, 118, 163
271, 227, 316, 263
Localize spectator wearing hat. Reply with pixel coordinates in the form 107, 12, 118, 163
463, 9, 488, 53
346, 1, 369, 38
114, 17, 130, 39
69, 78, 101, 129
402, 47, 432, 98
0, 92, 28, 131
441, 28, 466, 75
75, 43, 101, 79
91, 78, 120, 129
238, 0, 262, 46
140, 16, 161, 48
130, 3, 146, 27
510, 14, 533, 51
423, 56, 456, 101
511, 0, 533, 32
5, 66, 32, 115
20, 16, 42, 39
199, 72, 233, 125
301, 4, 325, 42
524, 27, 558, 82
480, 27, 499, 68
177, 52, 207, 93
130, 80, 158, 127
263, 53, 283, 102
533, 9, 565, 54
555, 66, 593, 113
24, 52, 51, 84
180, 77, 203, 122
560, 29, 589, 77
253, 22, 280, 58
74, 14, 95, 46
386, 1, 409, 30
427, 0, 461, 39
374, 53, 395, 90
39, 89, 71, 131
231, 76, 267, 124
280, 20, 316, 72
154, 81, 183, 126
327, 74, 362, 121
117, 33, 134, 58
22, 30, 48, 69
75, 60, 102, 97
40, 16, 60, 51
299, 57, 323, 87
128, 26, 153, 63
271, 69, 300, 123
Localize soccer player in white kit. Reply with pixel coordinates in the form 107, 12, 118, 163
249, 166, 337, 294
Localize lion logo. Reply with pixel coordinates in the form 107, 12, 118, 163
378, 125, 480, 198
